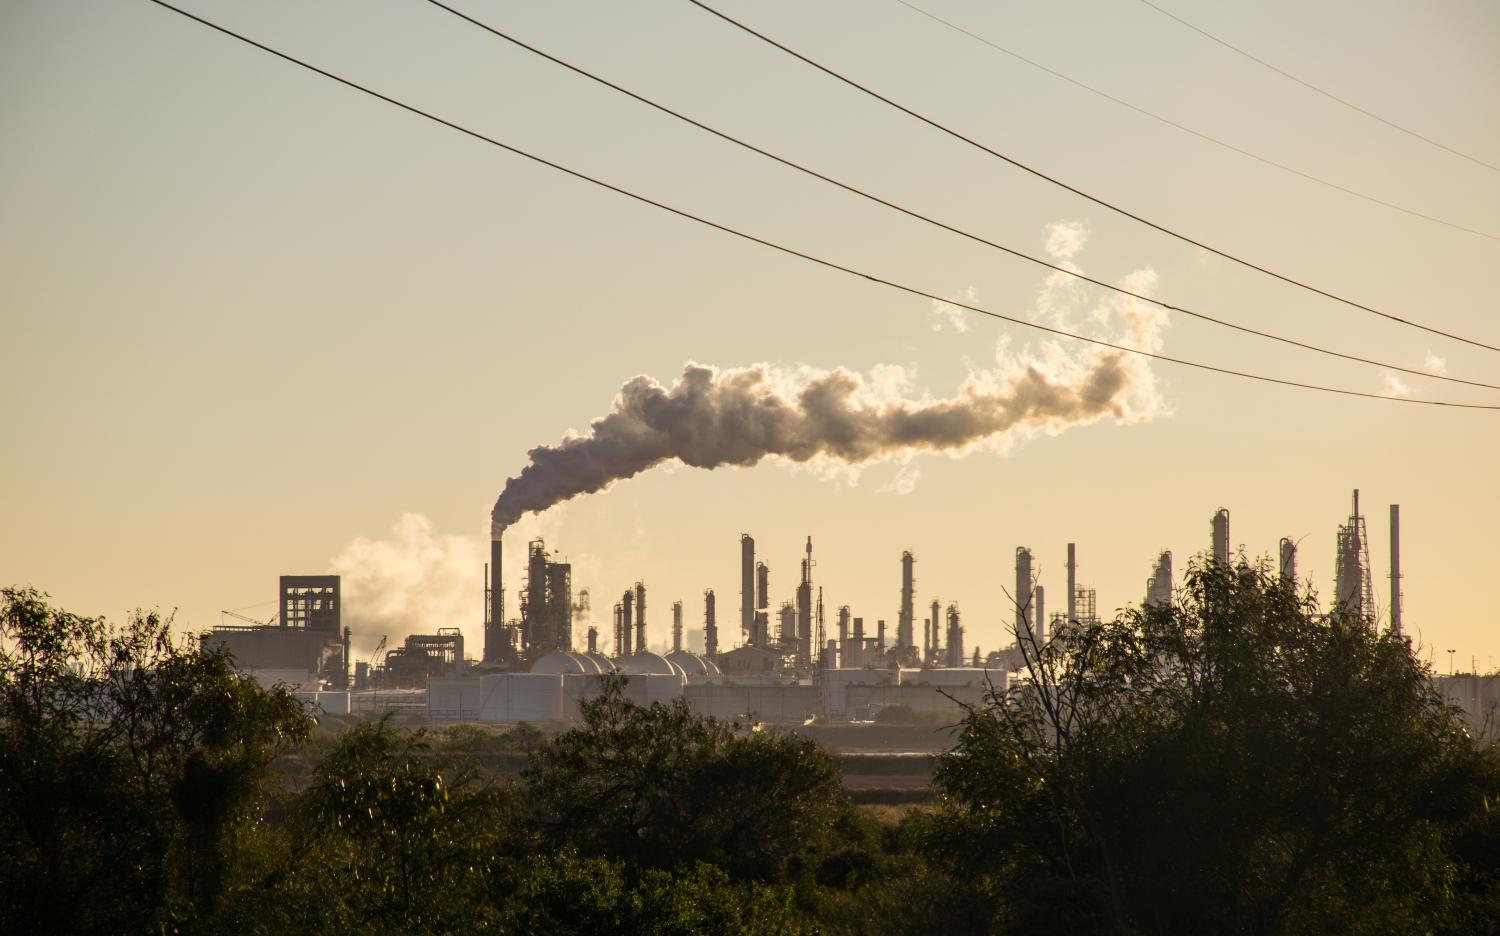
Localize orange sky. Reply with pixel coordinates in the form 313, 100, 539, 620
4, 0, 1497, 671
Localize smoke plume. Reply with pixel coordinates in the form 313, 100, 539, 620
331, 514, 479, 654
492, 250, 1166, 534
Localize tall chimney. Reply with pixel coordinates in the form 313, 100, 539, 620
621, 589, 634, 656
1212, 509, 1231, 566
1279, 537, 1298, 588
1390, 504, 1402, 637
1066, 543, 1077, 630
704, 589, 718, 657
484, 537, 504, 663
755, 561, 770, 647
838, 605, 851, 665
1034, 585, 1046, 645
899, 551, 915, 650
1015, 547, 1035, 647
740, 534, 755, 640
672, 600, 683, 653
634, 582, 647, 652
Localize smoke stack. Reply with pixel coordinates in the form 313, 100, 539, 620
634, 582, 647, 652
899, 551, 915, 650
1034, 585, 1046, 644
754, 561, 770, 647
491, 538, 503, 623
1212, 509, 1231, 566
1066, 543, 1077, 629
484, 537, 504, 663
740, 534, 754, 640
838, 605, 851, 665
1390, 504, 1402, 637
1279, 537, 1298, 588
672, 600, 683, 653
1015, 547, 1035, 647
704, 589, 719, 657
620, 589, 634, 656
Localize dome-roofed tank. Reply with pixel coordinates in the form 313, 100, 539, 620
618, 651, 685, 677
530, 650, 591, 674
584, 651, 615, 673
665, 650, 710, 676
571, 652, 604, 674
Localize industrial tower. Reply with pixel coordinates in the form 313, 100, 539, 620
1146, 550, 1173, 609
1334, 490, 1375, 625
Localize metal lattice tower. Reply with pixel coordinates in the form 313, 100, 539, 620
1334, 490, 1376, 625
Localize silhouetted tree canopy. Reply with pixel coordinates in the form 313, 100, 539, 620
932, 560, 1500, 935
3, 573, 1498, 935
0, 586, 312, 933
523, 677, 849, 883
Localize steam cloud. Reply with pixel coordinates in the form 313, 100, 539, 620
331, 514, 479, 653
492, 237, 1166, 534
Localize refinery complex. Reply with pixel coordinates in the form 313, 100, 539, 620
203, 490, 1494, 732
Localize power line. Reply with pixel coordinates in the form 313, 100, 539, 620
138, 0, 1500, 411
420, 0, 1500, 393
892, 0, 1497, 241
1131, 0, 1500, 174
685, 0, 1500, 355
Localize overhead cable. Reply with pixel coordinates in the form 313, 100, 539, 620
139, 0, 1500, 410
685, 0, 1500, 355
1131, 0, 1500, 174
892, 0, 1497, 241
421, 0, 1500, 393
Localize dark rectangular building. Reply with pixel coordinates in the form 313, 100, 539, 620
279, 575, 340, 632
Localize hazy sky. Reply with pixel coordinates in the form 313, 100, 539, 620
4, 0, 1498, 670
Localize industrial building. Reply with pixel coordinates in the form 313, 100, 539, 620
203, 574, 349, 690
255, 488, 1427, 730
380, 629, 465, 689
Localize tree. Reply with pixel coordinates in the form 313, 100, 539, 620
215, 718, 522, 935
493, 854, 810, 935
933, 560, 1500, 935
522, 676, 850, 884
0, 586, 312, 933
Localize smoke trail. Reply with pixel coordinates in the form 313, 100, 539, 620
332, 513, 479, 653
492, 279, 1164, 533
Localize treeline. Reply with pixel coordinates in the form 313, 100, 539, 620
3, 563, 1500, 935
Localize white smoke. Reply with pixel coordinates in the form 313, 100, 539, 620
1423, 351, 1447, 376
328, 505, 635, 653
1382, 373, 1411, 398
1045, 220, 1089, 260
331, 514, 481, 655
491, 231, 1167, 534
878, 461, 923, 496
928, 286, 976, 332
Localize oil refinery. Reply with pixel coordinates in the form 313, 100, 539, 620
205, 489, 1462, 729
